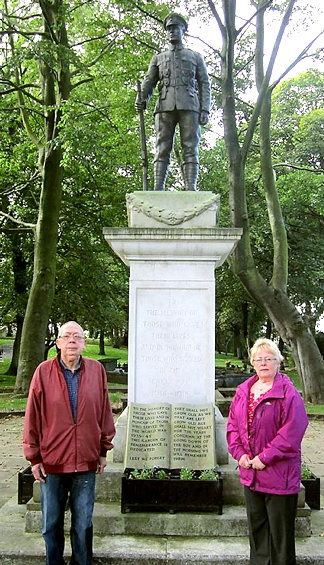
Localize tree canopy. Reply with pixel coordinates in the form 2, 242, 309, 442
0, 0, 323, 398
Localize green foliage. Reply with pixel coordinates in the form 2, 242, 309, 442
0, 1, 323, 392
154, 468, 170, 480
198, 468, 220, 481
301, 463, 314, 480
271, 69, 324, 153
295, 108, 324, 168
130, 467, 170, 480
179, 467, 195, 480
269, 71, 324, 323
129, 467, 220, 480
130, 468, 155, 480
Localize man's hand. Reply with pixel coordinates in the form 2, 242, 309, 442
135, 94, 146, 112
31, 462, 47, 483
97, 456, 107, 474
199, 111, 209, 126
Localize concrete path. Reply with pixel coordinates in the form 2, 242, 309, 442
1, 414, 323, 508
0, 414, 323, 564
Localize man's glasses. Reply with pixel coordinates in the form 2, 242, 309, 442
58, 334, 85, 341
253, 357, 277, 363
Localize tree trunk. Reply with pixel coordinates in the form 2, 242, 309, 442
15, 0, 70, 394
217, 0, 324, 402
6, 315, 23, 376
236, 267, 324, 402
5, 234, 28, 376
15, 146, 63, 393
99, 329, 106, 356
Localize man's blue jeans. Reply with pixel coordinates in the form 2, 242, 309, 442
40, 471, 96, 565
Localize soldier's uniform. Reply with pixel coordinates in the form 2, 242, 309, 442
139, 13, 211, 190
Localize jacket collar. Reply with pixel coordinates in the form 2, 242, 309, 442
241, 372, 285, 399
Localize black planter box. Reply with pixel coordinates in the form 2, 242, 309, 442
121, 470, 223, 514
302, 475, 321, 510
18, 466, 35, 504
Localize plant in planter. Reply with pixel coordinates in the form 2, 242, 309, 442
301, 462, 321, 510
130, 467, 170, 480
179, 467, 195, 480
199, 468, 220, 481
121, 466, 223, 514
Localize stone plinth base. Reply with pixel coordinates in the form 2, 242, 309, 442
126, 191, 220, 228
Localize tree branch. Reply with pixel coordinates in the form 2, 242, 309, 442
273, 163, 324, 174
237, 0, 273, 37
0, 211, 35, 230
241, 0, 297, 162
270, 31, 324, 90
189, 34, 222, 58
207, 0, 225, 35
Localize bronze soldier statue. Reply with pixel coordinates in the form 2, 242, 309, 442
135, 13, 211, 191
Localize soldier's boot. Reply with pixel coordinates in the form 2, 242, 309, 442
154, 161, 169, 191
184, 162, 199, 191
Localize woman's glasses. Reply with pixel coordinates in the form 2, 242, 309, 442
253, 357, 277, 363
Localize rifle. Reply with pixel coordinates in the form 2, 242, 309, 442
136, 80, 148, 191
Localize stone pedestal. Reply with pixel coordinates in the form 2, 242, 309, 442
103, 192, 242, 466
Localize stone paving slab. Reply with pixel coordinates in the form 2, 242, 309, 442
0, 414, 323, 564
302, 418, 324, 489
1, 413, 322, 508
0, 416, 26, 508
0, 496, 323, 565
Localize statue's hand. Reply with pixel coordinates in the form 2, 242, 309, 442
199, 111, 209, 126
135, 95, 146, 112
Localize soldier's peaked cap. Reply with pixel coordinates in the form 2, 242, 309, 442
163, 13, 188, 32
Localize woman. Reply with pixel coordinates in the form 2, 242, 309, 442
227, 338, 308, 565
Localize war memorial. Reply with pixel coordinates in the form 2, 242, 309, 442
0, 11, 322, 565
12, 189, 320, 564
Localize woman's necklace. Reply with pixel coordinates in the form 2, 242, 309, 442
257, 380, 272, 392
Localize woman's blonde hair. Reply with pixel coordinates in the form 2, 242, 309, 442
249, 338, 284, 365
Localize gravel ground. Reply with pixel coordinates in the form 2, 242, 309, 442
0, 413, 323, 510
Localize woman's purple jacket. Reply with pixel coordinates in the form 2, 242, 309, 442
227, 372, 308, 495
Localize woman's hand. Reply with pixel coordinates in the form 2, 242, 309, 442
249, 455, 266, 470
238, 454, 252, 469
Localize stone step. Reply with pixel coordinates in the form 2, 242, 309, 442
2, 533, 324, 565
0, 496, 322, 565
25, 501, 312, 538
26, 460, 312, 540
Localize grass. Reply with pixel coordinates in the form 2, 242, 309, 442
45, 342, 128, 363
0, 340, 127, 410
0, 340, 323, 414
304, 404, 324, 414
0, 395, 28, 411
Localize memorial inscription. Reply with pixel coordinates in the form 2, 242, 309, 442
134, 287, 210, 403
124, 402, 216, 470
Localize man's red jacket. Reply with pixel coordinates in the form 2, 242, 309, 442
23, 356, 115, 474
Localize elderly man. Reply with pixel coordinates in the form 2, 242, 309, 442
23, 321, 116, 565
135, 12, 211, 191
